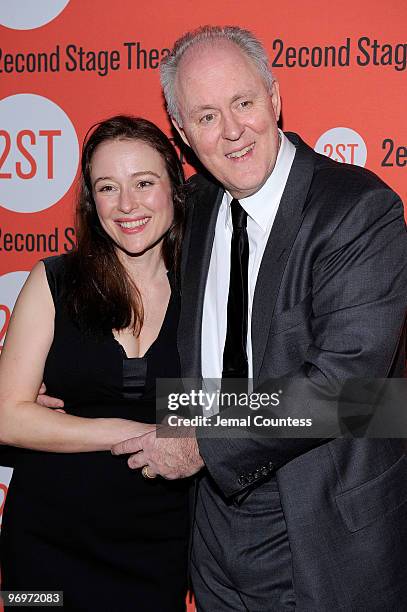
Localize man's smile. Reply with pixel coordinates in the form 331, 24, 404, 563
226, 142, 255, 160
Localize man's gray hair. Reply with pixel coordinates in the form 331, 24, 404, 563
160, 25, 274, 126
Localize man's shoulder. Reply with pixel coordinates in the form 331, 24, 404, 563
287, 132, 402, 224
187, 172, 216, 188
187, 172, 223, 201
313, 158, 402, 225
288, 131, 398, 198
315, 155, 395, 196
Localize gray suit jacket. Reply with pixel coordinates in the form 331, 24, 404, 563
178, 133, 407, 609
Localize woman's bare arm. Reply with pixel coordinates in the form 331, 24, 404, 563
0, 262, 153, 452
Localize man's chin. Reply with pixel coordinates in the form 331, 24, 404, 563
227, 180, 268, 200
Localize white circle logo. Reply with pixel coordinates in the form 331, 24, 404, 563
0, 466, 13, 525
0, 271, 29, 492
0, 271, 30, 351
0, 0, 70, 30
315, 127, 367, 167
0, 94, 79, 213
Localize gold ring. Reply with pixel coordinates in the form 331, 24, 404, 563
142, 465, 156, 479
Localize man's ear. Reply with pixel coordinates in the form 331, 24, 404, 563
171, 117, 191, 148
270, 80, 281, 122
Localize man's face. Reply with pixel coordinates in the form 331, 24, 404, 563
173, 41, 281, 200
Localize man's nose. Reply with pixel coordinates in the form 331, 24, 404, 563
222, 112, 244, 141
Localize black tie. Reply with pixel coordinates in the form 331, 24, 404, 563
222, 199, 249, 381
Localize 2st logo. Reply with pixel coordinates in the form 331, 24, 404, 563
0, 94, 79, 213
315, 127, 367, 167
0, 129, 61, 180
320, 142, 360, 165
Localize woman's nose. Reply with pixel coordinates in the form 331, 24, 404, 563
118, 189, 139, 213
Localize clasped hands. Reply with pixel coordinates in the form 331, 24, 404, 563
111, 424, 204, 479
37, 384, 204, 479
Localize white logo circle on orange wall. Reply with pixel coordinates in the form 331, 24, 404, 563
0, 94, 79, 213
0, 271, 28, 498
315, 127, 367, 167
0, 271, 30, 353
0, 0, 70, 30
0, 466, 13, 526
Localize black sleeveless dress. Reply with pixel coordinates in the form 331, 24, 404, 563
0, 255, 189, 612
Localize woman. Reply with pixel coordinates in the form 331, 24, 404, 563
0, 116, 190, 611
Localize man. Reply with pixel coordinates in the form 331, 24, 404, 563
114, 26, 407, 610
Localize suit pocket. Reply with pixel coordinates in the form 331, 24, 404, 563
270, 291, 312, 335
336, 454, 407, 533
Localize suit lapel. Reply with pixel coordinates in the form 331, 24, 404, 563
252, 134, 316, 383
178, 179, 223, 378
178, 134, 317, 382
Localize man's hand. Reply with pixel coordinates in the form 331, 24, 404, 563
37, 383, 65, 410
111, 425, 204, 479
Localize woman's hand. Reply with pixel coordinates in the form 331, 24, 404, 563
110, 419, 156, 446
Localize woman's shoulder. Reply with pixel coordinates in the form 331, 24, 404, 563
41, 253, 73, 303
41, 253, 70, 274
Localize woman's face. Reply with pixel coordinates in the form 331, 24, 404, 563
90, 138, 174, 257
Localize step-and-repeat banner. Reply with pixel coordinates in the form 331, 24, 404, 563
0, 0, 406, 607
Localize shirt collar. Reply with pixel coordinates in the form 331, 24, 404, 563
224, 130, 296, 232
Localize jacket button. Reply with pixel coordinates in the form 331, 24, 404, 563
238, 475, 248, 486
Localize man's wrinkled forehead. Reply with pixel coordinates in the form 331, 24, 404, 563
187, 37, 237, 57
174, 39, 260, 112
177, 38, 246, 78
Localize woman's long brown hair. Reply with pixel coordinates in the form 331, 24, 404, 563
65, 115, 185, 336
